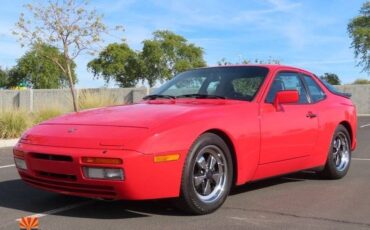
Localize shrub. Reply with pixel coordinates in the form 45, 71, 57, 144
352, 78, 370, 85
0, 92, 124, 139
33, 107, 65, 124
79, 90, 120, 110
0, 110, 31, 139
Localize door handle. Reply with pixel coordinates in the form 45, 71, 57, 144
306, 112, 317, 118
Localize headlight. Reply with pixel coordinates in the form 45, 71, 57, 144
14, 158, 27, 170
83, 167, 124, 180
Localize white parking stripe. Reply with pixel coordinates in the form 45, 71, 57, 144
360, 124, 370, 128
15, 200, 93, 222
353, 158, 370, 161
0, 164, 15, 169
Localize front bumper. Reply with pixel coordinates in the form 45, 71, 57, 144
14, 142, 185, 200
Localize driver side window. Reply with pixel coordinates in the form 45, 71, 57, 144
266, 72, 308, 104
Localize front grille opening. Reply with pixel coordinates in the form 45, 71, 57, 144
31, 153, 73, 162
37, 171, 77, 181
20, 173, 117, 198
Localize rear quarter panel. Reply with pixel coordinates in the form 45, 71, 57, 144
308, 80, 357, 167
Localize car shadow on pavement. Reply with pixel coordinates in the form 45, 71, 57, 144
0, 171, 323, 218
230, 171, 324, 196
0, 179, 184, 219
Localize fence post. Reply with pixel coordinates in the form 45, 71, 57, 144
132, 88, 147, 103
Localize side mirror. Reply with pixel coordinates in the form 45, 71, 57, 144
273, 90, 299, 110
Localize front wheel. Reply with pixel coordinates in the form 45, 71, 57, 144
319, 125, 351, 179
176, 133, 233, 215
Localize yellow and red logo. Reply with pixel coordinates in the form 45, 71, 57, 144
19, 216, 39, 230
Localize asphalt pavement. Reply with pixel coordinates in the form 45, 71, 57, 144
0, 117, 369, 230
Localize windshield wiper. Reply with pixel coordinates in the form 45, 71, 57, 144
143, 94, 176, 100
176, 94, 226, 99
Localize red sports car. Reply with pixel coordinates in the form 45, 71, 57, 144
13, 65, 357, 214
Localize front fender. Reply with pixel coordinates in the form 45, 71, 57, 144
136, 103, 261, 186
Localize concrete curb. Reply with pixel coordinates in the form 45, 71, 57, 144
0, 139, 19, 148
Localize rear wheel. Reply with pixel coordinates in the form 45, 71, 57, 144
176, 133, 233, 215
319, 125, 351, 179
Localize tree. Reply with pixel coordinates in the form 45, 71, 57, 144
0, 68, 21, 89
87, 42, 141, 87
141, 30, 206, 86
217, 57, 280, 66
353, 78, 370, 84
320, 73, 341, 85
217, 58, 233, 66
14, 0, 122, 111
0, 67, 9, 88
89, 30, 206, 88
348, 1, 370, 72
12, 44, 77, 89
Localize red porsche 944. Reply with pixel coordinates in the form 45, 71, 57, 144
13, 65, 357, 214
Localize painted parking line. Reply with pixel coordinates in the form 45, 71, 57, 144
353, 158, 370, 161
0, 164, 15, 169
15, 200, 94, 222
360, 124, 370, 128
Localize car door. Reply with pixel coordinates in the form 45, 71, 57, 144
259, 71, 319, 164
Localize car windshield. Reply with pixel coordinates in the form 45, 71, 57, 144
151, 66, 269, 101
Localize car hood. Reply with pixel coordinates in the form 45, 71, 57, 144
42, 100, 229, 128
21, 100, 238, 150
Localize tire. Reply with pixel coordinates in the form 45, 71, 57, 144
176, 133, 233, 215
319, 125, 351, 179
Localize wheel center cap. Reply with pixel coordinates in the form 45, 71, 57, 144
206, 171, 213, 179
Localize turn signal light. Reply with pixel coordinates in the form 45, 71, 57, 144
81, 157, 123, 165
154, 154, 180, 163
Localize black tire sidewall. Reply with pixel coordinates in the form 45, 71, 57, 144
323, 125, 352, 179
180, 133, 233, 214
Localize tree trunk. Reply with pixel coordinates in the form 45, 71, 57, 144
63, 42, 78, 112
66, 61, 78, 112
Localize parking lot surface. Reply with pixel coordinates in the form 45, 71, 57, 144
0, 117, 369, 230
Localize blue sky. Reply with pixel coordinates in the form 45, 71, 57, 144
0, 0, 368, 87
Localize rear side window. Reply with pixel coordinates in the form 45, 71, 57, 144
317, 77, 351, 98
303, 75, 325, 102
